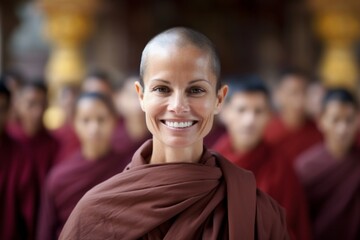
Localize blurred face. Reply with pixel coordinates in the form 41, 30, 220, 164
135, 44, 227, 148
223, 92, 270, 149
82, 78, 112, 96
16, 88, 47, 131
74, 98, 116, 149
0, 95, 9, 132
115, 79, 142, 118
320, 101, 359, 152
276, 75, 307, 115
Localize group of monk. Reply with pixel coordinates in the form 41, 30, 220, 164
0, 27, 359, 240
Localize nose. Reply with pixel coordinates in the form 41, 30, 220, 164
167, 92, 190, 114
88, 120, 100, 138
242, 111, 256, 126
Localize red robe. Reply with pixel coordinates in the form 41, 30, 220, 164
213, 134, 312, 240
295, 143, 360, 240
0, 131, 36, 240
52, 123, 80, 164
7, 122, 60, 188
264, 116, 322, 164
37, 149, 130, 240
60, 140, 289, 240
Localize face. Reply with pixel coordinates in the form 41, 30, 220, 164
135, 44, 227, 148
320, 101, 359, 151
222, 92, 270, 149
276, 75, 307, 115
82, 78, 112, 96
114, 78, 142, 118
16, 88, 47, 130
0, 95, 9, 132
74, 98, 116, 149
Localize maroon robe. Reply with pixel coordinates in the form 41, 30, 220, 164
213, 134, 312, 240
7, 122, 59, 188
37, 149, 130, 240
295, 143, 360, 240
52, 123, 80, 164
60, 140, 289, 240
0, 131, 36, 240
264, 116, 322, 164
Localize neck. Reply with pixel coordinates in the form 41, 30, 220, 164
82, 144, 110, 161
281, 111, 306, 129
22, 123, 40, 137
124, 115, 148, 141
230, 135, 259, 154
325, 140, 351, 159
150, 138, 203, 164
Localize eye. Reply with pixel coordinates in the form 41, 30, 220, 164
152, 86, 170, 93
188, 87, 206, 95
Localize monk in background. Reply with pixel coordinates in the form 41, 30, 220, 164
213, 76, 312, 240
0, 80, 36, 240
112, 75, 150, 156
295, 89, 360, 240
37, 92, 130, 240
60, 27, 289, 240
7, 80, 59, 189
264, 69, 322, 165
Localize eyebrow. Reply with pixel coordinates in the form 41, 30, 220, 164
151, 79, 211, 85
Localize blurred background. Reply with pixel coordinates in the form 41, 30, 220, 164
2, 1, 360, 105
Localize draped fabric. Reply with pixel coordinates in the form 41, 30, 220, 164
37, 150, 129, 240
295, 143, 360, 240
60, 140, 289, 240
213, 134, 313, 240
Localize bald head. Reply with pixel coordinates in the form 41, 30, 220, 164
140, 27, 221, 90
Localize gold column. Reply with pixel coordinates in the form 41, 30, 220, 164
309, 0, 360, 89
38, 0, 98, 129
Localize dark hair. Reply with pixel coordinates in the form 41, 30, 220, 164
85, 70, 113, 88
225, 75, 271, 103
140, 27, 222, 90
76, 92, 116, 116
20, 79, 48, 94
278, 67, 309, 85
0, 80, 11, 108
322, 88, 358, 110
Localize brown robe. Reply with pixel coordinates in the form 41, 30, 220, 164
60, 140, 289, 240
295, 143, 360, 240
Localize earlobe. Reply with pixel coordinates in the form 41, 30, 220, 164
134, 81, 145, 111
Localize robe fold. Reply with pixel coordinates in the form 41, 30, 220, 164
295, 143, 360, 240
7, 122, 59, 188
0, 131, 36, 240
60, 140, 289, 240
264, 116, 322, 164
37, 150, 130, 240
52, 123, 80, 164
213, 134, 312, 240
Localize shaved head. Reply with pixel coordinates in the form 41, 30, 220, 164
140, 27, 221, 90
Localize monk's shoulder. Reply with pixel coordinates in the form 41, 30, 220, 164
255, 190, 290, 240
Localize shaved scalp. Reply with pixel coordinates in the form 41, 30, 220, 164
140, 27, 222, 90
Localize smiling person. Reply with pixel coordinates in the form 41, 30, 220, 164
295, 89, 360, 240
37, 92, 129, 240
213, 76, 312, 240
60, 27, 289, 240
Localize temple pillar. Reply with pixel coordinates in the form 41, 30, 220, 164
309, 0, 360, 89
38, 0, 98, 129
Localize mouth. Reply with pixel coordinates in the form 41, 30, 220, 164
161, 120, 198, 129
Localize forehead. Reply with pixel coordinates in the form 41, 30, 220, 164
20, 87, 46, 98
280, 75, 307, 90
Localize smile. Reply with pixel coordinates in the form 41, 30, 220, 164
161, 120, 197, 129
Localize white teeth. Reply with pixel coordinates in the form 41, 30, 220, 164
165, 121, 195, 128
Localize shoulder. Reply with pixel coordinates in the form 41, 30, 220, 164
255, 190, 290, 239
294, 143, 326, 173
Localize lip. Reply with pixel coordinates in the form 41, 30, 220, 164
160, 119, 198, 130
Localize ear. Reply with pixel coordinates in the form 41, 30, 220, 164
214, 85, 228, 115
134, 81, 145, 111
